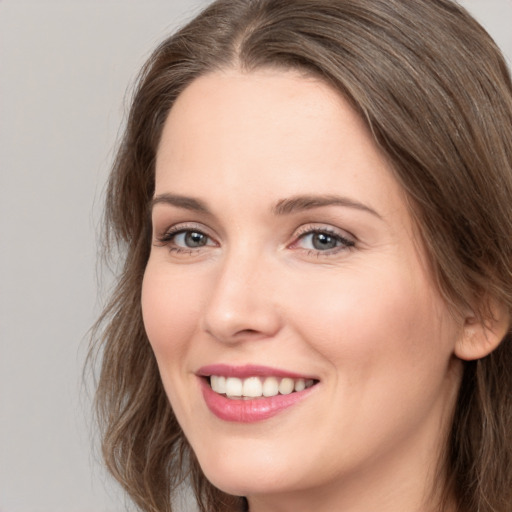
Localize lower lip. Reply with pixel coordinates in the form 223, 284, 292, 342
200, 378, 316, 423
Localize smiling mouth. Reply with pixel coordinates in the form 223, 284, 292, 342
208, 375, 318, 399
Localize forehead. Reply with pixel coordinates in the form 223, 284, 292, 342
157, 69, 347, 169
155, 69, 408, 224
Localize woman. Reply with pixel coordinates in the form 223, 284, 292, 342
91, 0, 512, 511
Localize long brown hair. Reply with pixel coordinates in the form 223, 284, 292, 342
90, 1, 512, 511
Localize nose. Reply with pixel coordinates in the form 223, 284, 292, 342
201, 251, 283, 344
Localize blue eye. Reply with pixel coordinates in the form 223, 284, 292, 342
297, 230, 354, 252
307, 232, 339, 250
173, 230, 209, 248
156, 226, 215, 252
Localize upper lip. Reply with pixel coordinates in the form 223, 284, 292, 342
197, 364, 317, 380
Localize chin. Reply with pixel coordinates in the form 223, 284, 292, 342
203, 471, 291, 499
196, 445, 303, 497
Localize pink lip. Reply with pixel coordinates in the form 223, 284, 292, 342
197, 364, 314, 380
197, 365, 318, 423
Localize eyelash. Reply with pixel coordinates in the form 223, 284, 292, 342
154, 224, 355, 256
291, 225, 355, 256
155, 224, 215, 254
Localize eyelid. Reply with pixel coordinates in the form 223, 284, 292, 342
154, 222, 218, 246
292, 223, 355, 242
288, 223, 356, 254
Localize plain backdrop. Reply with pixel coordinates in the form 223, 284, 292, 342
0, 1, 511, 511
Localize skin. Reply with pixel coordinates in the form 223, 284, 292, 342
142, 69, 468, 512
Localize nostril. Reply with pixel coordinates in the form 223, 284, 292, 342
237, 329, 260, 336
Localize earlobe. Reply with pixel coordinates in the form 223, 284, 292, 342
455, 301, 510, 361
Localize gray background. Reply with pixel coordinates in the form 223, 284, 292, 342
1, 1, 511, 511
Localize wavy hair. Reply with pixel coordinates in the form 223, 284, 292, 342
90, 1, 512, 511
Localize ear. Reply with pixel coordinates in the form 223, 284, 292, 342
455, 300, 510, 361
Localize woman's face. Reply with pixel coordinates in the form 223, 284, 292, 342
142, 69, 464, 509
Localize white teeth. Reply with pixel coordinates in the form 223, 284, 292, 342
210, 375, 226, 394
209, 375, 315, 398
262, 376, 279, 397
278, 378, 294, 395
225, 377, 243, 397
243, 377, 263, 397
294, 378, 306, 392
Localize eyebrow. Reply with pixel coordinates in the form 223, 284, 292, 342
272, 194, 381, 218
150, 192, 381, 218
150, 193, 210, 213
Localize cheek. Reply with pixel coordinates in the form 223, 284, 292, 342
286, 261, 458, 382
283, 263, 462, 462
141, 262, 202, 361
141, 262, 208, 427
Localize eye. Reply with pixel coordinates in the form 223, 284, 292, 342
173, 230, 209, 248
301, 232, 341, 251
293, 227, 355, 254
155, 225, 217, 253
